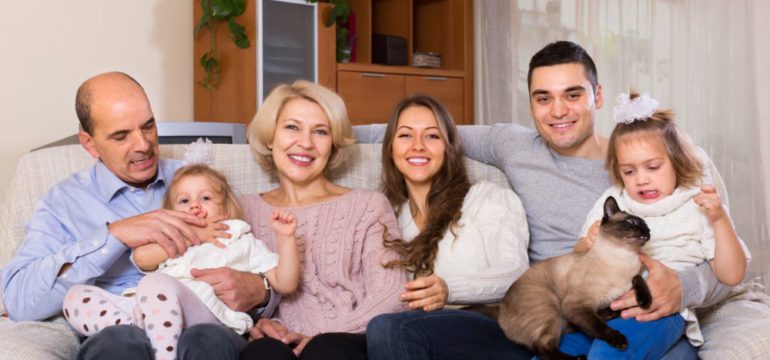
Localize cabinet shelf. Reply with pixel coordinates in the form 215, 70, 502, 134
337, 63, 464, 78
336, 0, 473, 124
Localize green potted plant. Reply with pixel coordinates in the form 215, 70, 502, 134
306, 0, 351, 62
194, 0, 250, 89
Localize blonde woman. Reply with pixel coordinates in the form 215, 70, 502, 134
239, 80, 406, 360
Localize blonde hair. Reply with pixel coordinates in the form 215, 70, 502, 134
607, 90, 703, 188
247, 80, 356, 175
163, 164, 244, 219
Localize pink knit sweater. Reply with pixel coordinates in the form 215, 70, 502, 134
240, 189, 407, 336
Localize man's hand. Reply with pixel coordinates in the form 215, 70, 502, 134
400, 274, 449, 312
191, 267, 266, 312
191, 215, 231, 248
108, 209, 206, 257
610, 254, 682, 321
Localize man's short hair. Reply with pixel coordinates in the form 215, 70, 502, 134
527, 41, 598, 93
75, 72, 144, 135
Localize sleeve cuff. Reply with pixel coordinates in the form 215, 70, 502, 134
678, 261, 731, 309
61, 225, 129, 282
444, 276, 464, 304
247, 289, 282, 320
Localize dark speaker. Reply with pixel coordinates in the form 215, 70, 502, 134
372, 34, 408, 66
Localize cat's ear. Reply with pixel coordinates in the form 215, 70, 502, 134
603, 196, 621, 220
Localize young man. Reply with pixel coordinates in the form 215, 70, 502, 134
359, 41, 731, 359
1, 72, 275, 360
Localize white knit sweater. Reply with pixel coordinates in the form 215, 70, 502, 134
581, 185, 751, 346
399, 181, 530, 304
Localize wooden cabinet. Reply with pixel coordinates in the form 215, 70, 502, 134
193, 1, 335, 124
337, 0, 473, 124
404, 75, 464, 124
338, 63, 465, 124
338, 70, 405, 125
192, 0, 473, 125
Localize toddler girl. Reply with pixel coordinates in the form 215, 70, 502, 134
565, 91, 749, 358
63, 157, 299, 360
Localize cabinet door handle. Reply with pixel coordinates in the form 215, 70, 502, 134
361, 73, 386, 78
425, 76, 448, 81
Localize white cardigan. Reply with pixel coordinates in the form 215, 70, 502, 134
399, 181, 530, 304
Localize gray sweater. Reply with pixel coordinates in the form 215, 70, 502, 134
354, 123, 731, 309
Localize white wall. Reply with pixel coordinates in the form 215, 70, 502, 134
0, 1, 194, 202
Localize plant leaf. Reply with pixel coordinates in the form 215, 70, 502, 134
200, 0, 212, 14
228, 17, 250, 48
211, 0, 234, 18
194, 13, 211, 37
231, 0, 246, 17
325, 8, 337, 27
199, 51, 222, 89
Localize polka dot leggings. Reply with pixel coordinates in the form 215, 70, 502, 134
64, 273, 220, 360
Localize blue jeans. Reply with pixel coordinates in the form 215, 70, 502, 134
557, 314, 688, 359
77, 323, 246, 360
366, 309, 533, 360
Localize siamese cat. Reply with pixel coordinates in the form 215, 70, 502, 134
498, 196, 652, 360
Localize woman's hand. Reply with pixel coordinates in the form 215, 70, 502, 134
573, 221, 600, 253
289, 334, 312, 356
249, 319, 310, 356
249, 318, 290, 342
400, 274, 449, 312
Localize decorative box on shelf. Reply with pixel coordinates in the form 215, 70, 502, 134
413, 51, 441, 68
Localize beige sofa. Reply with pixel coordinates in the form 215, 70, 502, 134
0, 143, 768, 359
0, 143, 508, 359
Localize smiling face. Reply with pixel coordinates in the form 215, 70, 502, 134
270, 98, 333, 186
529, 63, 603, 157
616, 134, 677, 204
391, 105, 446, 189
169, 174, 225, 219
79, 74, 159, 189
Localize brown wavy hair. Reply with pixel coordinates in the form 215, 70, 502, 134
607, 90, 703, 188
380, 94, 471, 277
163, 164, 244, 220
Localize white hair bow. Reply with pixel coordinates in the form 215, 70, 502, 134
613, 93, 659, 124
183, 138, 215, 166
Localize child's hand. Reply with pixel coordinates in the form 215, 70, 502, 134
270, 209, 298, 239
694, 185, 727, 223
573, 221, 600, 253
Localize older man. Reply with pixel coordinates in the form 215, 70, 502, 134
1, 72, 274, 360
